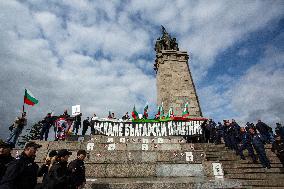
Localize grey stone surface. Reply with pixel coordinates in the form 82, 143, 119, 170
156, 164, 204, 177
48, 141, 81, 150
155, 50, 202, 117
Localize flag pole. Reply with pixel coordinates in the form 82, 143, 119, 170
22, 89, 25, 115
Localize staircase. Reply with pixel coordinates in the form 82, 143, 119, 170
13, 135, 283, 189
205, 144, 284, 188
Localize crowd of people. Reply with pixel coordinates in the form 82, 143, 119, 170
202, 119, 284, 169
2, 110, 284, 189
0, 141, 86, 189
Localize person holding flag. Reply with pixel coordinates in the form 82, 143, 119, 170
132, 105, 138, 120
182, 102, 190, 118
167, 107, 174, 118
6, 89, 38, 147
160, 102, 165, 119
155, 105, 160, 119
143, 104, 149, 119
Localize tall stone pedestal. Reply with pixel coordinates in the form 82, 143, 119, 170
155, 50, 202, 117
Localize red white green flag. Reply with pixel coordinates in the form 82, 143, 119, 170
132, 105, 138, 119
182, 102, 190, 117
24, 89, 38, 106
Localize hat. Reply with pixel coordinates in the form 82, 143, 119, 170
57, 149, 72, 157
48, 150, 57, 157
24, 142, 42, 149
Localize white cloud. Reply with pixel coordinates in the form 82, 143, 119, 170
231, 47, 284, 124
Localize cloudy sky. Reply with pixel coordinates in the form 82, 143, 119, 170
0, 0, 283, 139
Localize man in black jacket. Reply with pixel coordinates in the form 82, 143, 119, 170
44, 149, 72, 189
68, 150, 87, 189
73, 113, 82, 135
271, 135, 284, 167
0, 142, 15, 182
82, 117, 90, 136
0, 141, 42, 189
256, 120, 273, 143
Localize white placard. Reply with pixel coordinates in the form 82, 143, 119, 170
87, 143, 95, 151
120, 138, 126, 143
185, 152, 194, 162
157, 138, 164, 144
72, 105, 81, 116
108, 143, 116, 151
86, 178, 97, 182
212, 163, 224, 178
107, 138, 114, 143
142, 138, 149, 143
142, 144, 148, 151
78, 137, 84, 142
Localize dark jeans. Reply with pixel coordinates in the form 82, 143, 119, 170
40, 124, 51, 141
6, 127, 23, 146
82, 126, 88, 135
228, 135, 239, 153
73, 122, 80, 135
239, 143, 257, 162
255, 145, 271, 168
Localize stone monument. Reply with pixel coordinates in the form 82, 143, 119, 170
154, 26, 202, 117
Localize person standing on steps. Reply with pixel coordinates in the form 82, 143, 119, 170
44, 149, 72, 189
249, 128, 271, 169
82, 117, 90, 136
68, 150, 87, 189
238, 127, 257, 163
0, 142, 15, 182
0, 142, 42, 189
271, 134, 284, 167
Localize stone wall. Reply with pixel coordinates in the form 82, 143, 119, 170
155, 50, 202, 117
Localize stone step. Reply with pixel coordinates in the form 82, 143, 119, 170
223, 162, 284, 169
224, 167, 282, 174
241, 179, 284, 187
226, 173, 284, 180
67, 135, 187, 144
85, 150, 205, 164
85, 163, 204, 178
86, 177, 243, 189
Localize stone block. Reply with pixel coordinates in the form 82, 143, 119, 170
156, 164, 204, 177
128, 163, 156, 177
87, 151, 106, 163
105, 164, 129, 177
141, 151, 157, 163
48, 141, 81, 150
35, 149, 48, 163
105, 151, 128, 163
85, 163, 106, 178
157, 151, 204, 163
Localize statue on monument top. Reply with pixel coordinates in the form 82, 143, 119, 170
154, 25, 179, 53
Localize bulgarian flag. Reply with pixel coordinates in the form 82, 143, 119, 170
132, 105, 138, 119
167, 107, 174, 118
143, 104, 148, 119
182, 102, 190, 117
24, 89, 38, 106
